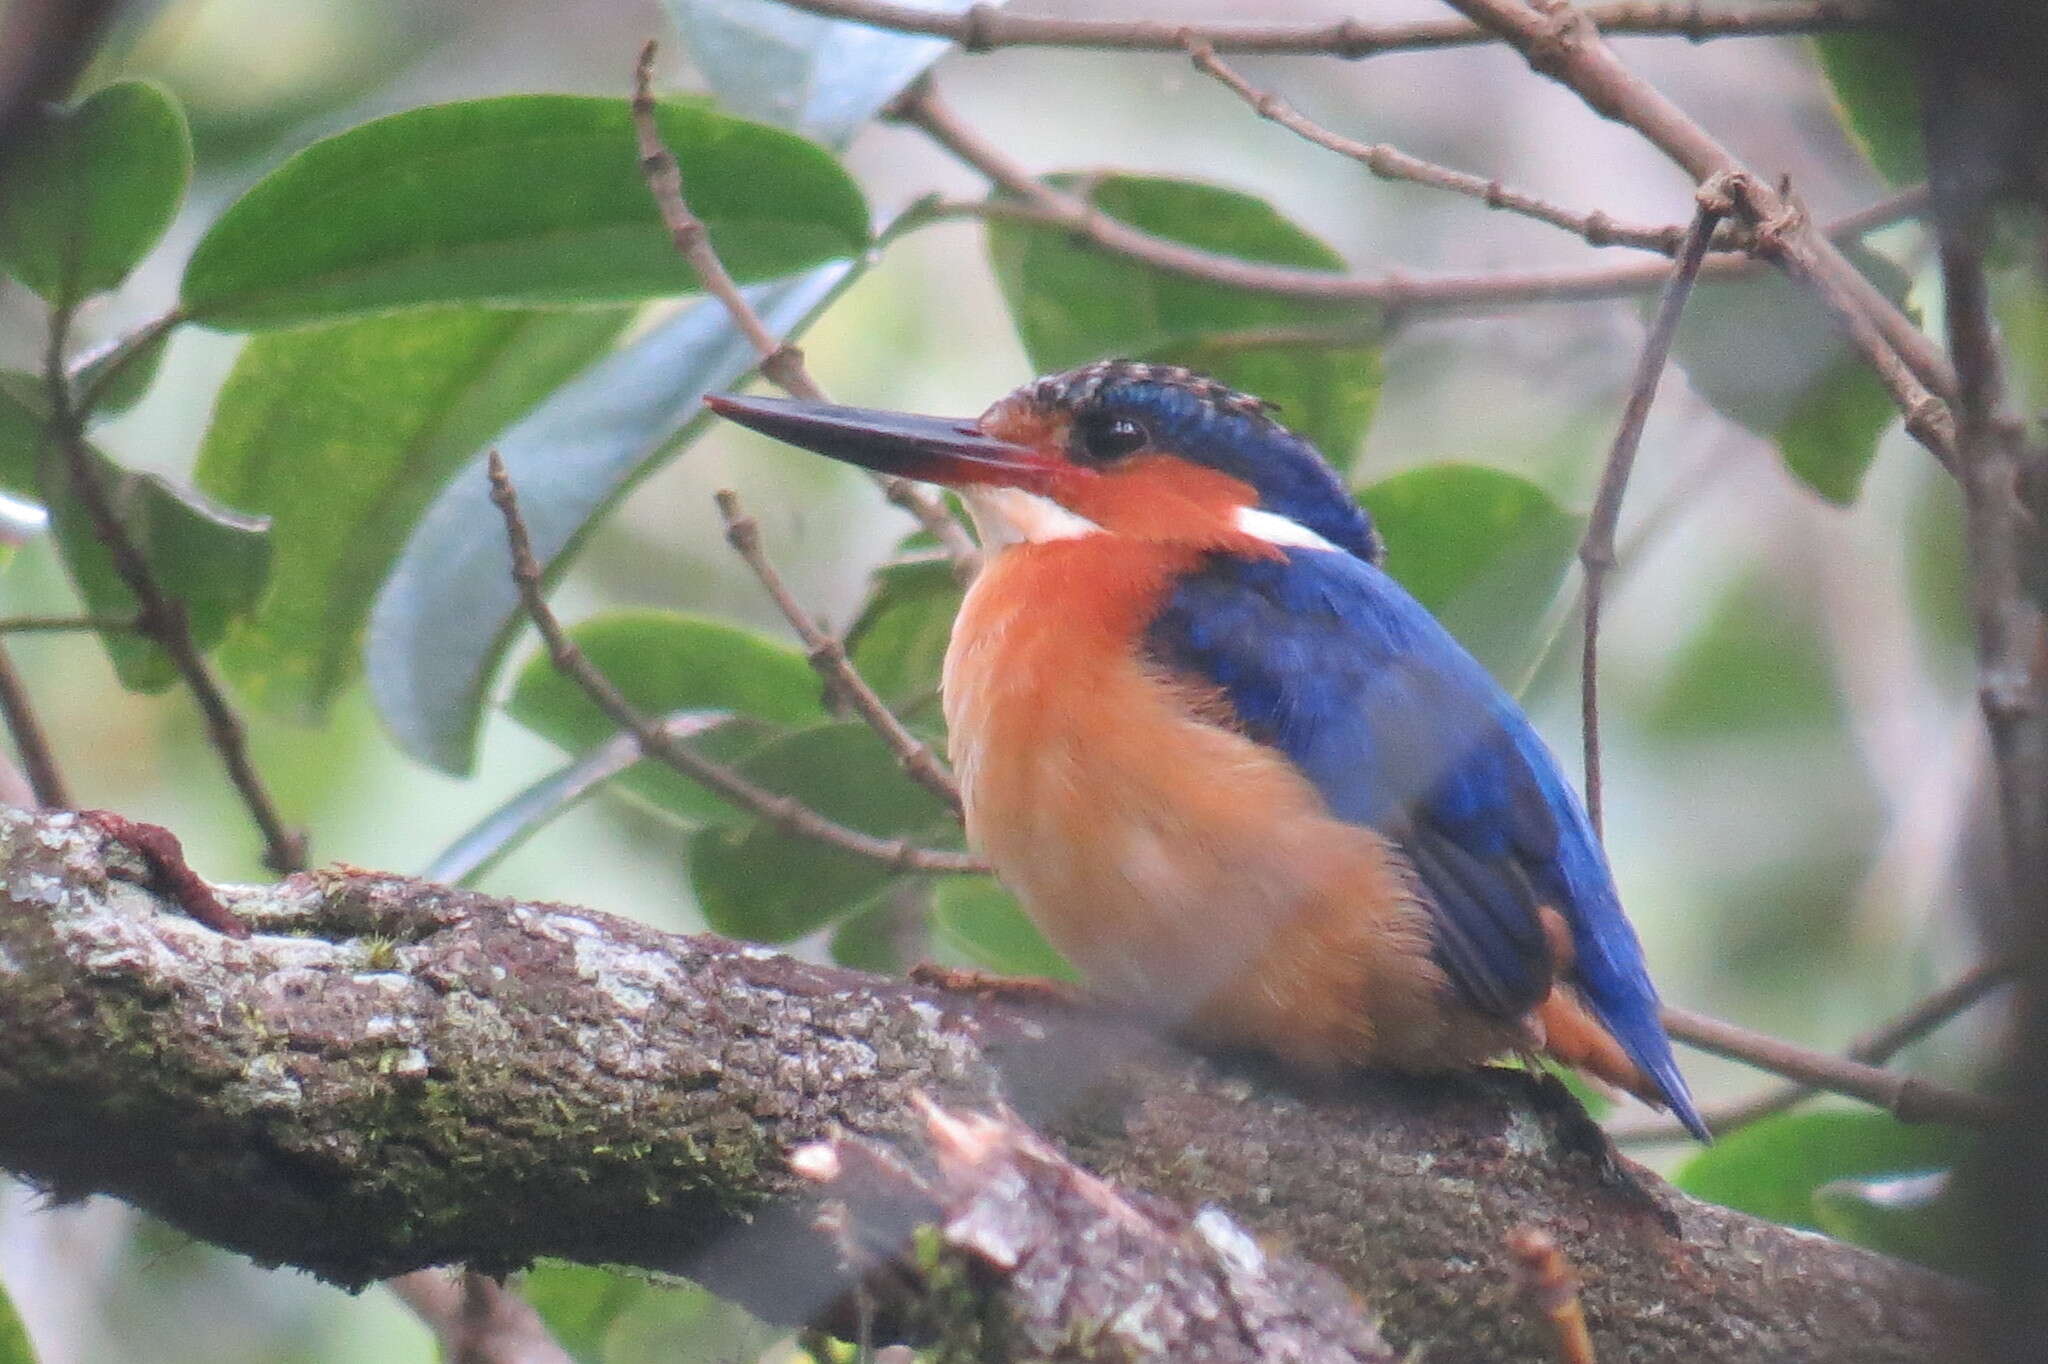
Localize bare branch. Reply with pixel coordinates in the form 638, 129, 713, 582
0, 805, 1979, 1362
1662, 1004, 2010, 1128
1579, 188, 1729, 835
487, 452, 981, 875
1432, 0, 1958, 466
39, 309, 306, 873
895, 84, 1925, 320
630, 41, 980, 583
0, 640, 67, 807
1190, 40, 1715, 258
0, 614, 140, 634
769, 0, 1885, 56
1615, 960, 2008, 1144
714, 489, 961, 814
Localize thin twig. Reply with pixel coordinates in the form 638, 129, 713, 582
1190, 40, 1720, 259
40, 310, 306, 873
1433, 0, 1957, 468
1507, 1227, 1598, 1364
630, 40, 980, 585
1614, 960, 2008, 1144
1577, 187, 1728, 836
894, 84, 1925, 321
487, 452, 982, 875
0, 640, 68, 807
714, 489, 962, 814
0, 614, 139, 634
771, 0, 1883, 56
1662, 1003, 2011, 1128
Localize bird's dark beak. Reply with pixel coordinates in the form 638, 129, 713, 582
704, 392, 1057, 493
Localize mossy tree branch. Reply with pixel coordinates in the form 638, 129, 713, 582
0, 807, 1979, 1362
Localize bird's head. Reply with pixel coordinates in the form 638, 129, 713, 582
705, 360, 1380, 561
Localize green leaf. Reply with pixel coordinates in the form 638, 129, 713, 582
9, 414, 272, 692
506, 610, 824, 826
71, 323, 173, 418
367, 264, 851, 773
1672, 246, 1909, 504
688, 722, 950, 942
1775, 358, 1896, 505
1359, 464, 1582, 682
1674, 1109, 1969, 1231
930, 875, 1076, 981
522, 1263, 763, 1364
988, 174, 1382, 471
0, 81, 192, 307
829, 895, 911, 973
1813, 1170, 1982, 1278
0, 1274, 34, 1364
0, 377, 43, 492
422, 721, 705, 887
1992, 261, 2048, 415
522, 1262, 646, 1364
845, 554, 959, 715
1647, 572, 1841, 738
196, 306, 628, 721
181, 96, 868, 328
1814, 35, 1925, 186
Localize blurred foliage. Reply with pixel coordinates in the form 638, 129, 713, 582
1668, 247, 1911, 505
197, 307, 629, 719
0, 1, 2012, 1359
508, 609, 824, 824
1359, 463, 1582, 685
929, 874, 1076, 980
1676, 1109, 1953, 1230
1812, 34, 1926, 186
181, 96, 869, 328
688, 721, 953, 941
989, 173, 1383, 469
0, 1277, 32, 1364
0, 81, 190, 309
522, 1264, 778, 1364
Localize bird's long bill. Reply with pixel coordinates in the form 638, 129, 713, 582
704, 392, 1056, 493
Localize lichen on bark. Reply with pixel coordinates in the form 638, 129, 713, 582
0, 807, 1982, 1362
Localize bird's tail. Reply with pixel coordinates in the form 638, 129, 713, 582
1536, 988, 1710, 1140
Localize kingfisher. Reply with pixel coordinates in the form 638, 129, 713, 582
706, 360, 1708, 1141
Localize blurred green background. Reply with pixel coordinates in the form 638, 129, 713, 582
0, 0, 2001, 1360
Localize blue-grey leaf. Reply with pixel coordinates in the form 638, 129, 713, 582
664, 0, 988, 147
422, 709, 730, 885
366, 264, 848, 772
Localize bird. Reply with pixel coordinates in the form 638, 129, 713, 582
705, 360, 1708, 1141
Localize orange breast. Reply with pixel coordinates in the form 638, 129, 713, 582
941, 538, 1513, 1072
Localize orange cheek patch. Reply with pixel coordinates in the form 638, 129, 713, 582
1063, 456, 1279, 554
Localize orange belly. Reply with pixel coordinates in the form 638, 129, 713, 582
941, 538, 1515, 1072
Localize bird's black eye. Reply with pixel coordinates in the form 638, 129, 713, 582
1075, 412, 1149, 463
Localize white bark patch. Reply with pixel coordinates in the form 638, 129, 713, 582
571, 934, 681, 1015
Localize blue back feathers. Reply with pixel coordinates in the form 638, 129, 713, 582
1144, 528, 1703, 1138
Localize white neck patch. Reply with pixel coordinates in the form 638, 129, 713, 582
1233, 505, 1341, 552
963, 486, 1102, 548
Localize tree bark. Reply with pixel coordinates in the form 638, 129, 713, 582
0, 807, 1977, 1361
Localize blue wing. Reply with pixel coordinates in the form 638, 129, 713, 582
1147, 546, 1703, 1137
